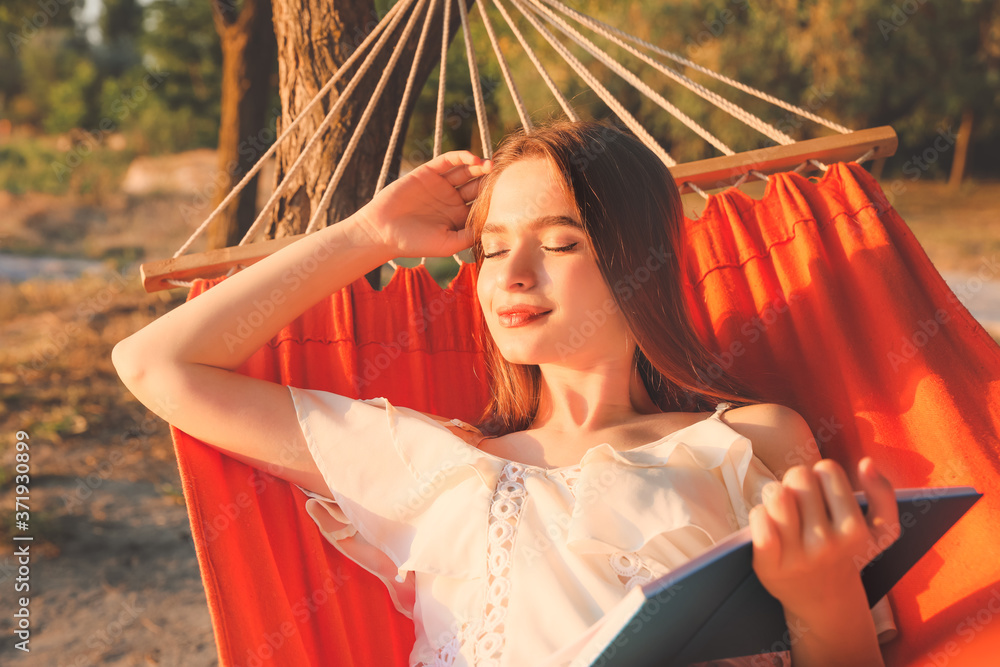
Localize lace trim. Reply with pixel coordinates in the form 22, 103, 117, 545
609, 550, 656, 592
414, 620, 470, 667
473, 462, 528, 666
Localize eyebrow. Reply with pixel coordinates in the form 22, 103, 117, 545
481, 215, 583, 237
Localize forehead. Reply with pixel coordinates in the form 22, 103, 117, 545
483, 157, 578, 234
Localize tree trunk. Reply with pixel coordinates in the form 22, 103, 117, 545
948, 109, 974, 193
268, 0, 478, 289
208, 0, 278, 250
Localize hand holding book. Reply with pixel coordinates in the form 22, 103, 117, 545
748, 457, 903, 664
570, 483, 980, 666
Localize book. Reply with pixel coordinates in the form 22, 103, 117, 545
570, 486, 982, 667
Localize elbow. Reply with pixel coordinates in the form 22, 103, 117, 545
112, 339, 146, 387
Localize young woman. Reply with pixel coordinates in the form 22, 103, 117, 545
113, 120, 900, 666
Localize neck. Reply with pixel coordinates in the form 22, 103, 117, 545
531, 354, 660, 435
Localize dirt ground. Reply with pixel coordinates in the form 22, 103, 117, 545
0, 152, 998, 666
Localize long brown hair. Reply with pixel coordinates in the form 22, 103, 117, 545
468, 119, 765, 437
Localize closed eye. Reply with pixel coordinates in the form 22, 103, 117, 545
483, 243, 578, 259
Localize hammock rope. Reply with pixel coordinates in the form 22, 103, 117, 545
523, 0, 734, 153
507, 0, 677, 165
376, 0, 441, 196
542, 0, 852, 135
239, 0, 416, 247
433, 0, 451, 158
536, 0, 795, 147
491, 0, 579, 122
459, 0, 494, 161
164, 0, 866, 288
304, 0, 433, 236
169, 0, 407, 261
476, 0, 533, 134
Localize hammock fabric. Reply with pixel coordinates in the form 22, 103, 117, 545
170, 162, 1000, 666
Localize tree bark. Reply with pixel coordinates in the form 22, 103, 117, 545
208, 0, 278, 250
268, 0, 478, 289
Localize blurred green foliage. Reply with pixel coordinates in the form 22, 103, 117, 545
0, 135, 135, 197
1, 0, 221, 154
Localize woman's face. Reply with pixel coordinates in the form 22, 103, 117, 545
476, 157, 634, 366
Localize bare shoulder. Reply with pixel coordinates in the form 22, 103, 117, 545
719, 403, 821, 479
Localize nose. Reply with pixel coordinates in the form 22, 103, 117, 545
496, 245, 540, 292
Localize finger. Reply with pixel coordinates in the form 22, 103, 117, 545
750, 504, 782, 573
782, 464, 831, 552
811, 459, 864, 536
761, 480, 803, 560
443, 163, 492, 192
429, 151, 491, 183
857, 457, 901, 546
456, 175, 487, 203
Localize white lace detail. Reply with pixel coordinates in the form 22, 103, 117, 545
556, 467, 582, 495
415, 622, 467, 667
474, 462, 528, 665
609, 550, 655, 591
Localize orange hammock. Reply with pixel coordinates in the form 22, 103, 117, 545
170, 162, 1000, 666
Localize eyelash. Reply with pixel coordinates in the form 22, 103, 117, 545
482, 243, 578, 259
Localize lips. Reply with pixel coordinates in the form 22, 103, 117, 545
497, 307, 552, 328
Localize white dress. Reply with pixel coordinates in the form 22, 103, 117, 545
287, 386, 896, 667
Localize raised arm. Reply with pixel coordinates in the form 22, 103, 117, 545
111, 151, 491, 494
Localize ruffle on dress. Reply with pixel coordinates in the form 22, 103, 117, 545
289, 387, 499, 615
560, 421, 777, 569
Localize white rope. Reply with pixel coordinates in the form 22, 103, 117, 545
540, 0, 795, 147
377, 0, 442, 269
170, 0, 407, 258
525, 0, 734, 156
853, 148, 876, 164
477, 0, 533, 132
434, 0, 452, 159
239, 0, 418, 246
165, 262, 244, 289
543, 0, 852, 135
377, 0, 439, 194
508, 0, 676, 167
383, 0, 467, 272
491, 0, 578, 122
684, 181, 710, 200
458, 0, 493, 159
305, 0, 431, 236
751, 170, 769, 182
809, 158, 829, 172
